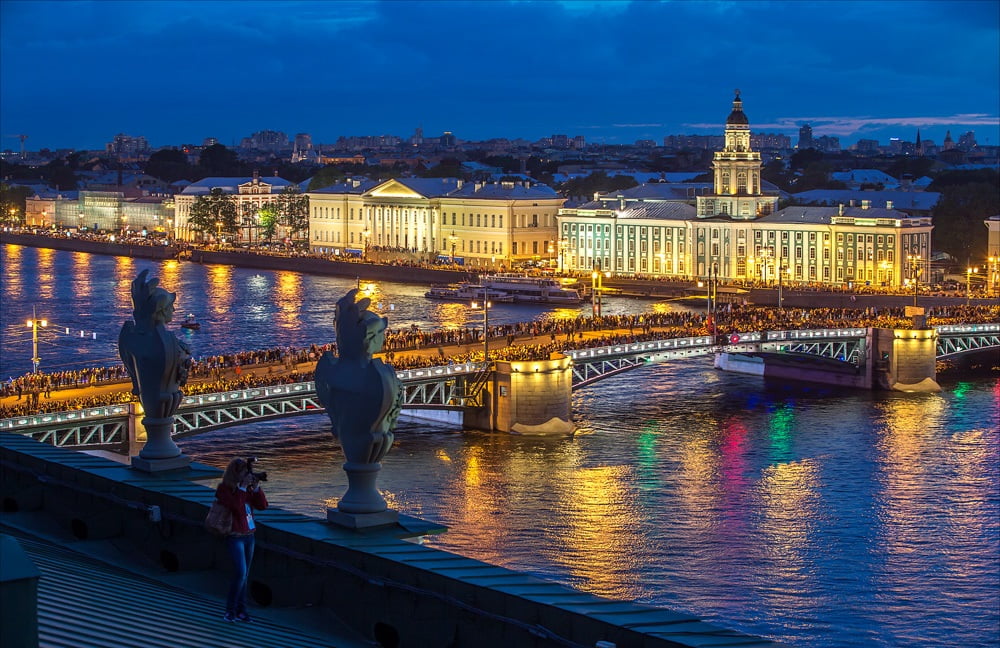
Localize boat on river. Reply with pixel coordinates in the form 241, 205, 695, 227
180, 314, 201, 330
478, 273, 584, 304
424, 284, 515, 303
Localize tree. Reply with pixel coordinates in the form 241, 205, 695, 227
188, 188, 238, 242
559, 171, 638, 199
198, 144, 242, 177
929, 174, 1000, 264
0, 183, 32, 225
308, 165, 348, 190
275, 186, 309, 246
257, 204, 278, 243
145, 149, 194, 183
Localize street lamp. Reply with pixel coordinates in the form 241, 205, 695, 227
471, 296, 492, 362
362, 227, 371, 260
26, 307, 47, 373
907, 253, 921, 307
215, 220, 222, 245
449, 231, 457, 264
989, 256, 999, 297
966, 266, 979, 305
558, 237, 569, 274
591, 262, 610, 318
547, 242, 555, 268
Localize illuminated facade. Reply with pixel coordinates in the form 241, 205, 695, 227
29, 191, 174, 234
307, 178, 562, 267
696, 91, 779, 219
173, 174, 297, 241
557, 92, 933, 286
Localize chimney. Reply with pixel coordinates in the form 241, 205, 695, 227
861, 199, 870, 210
456, 179, 464, 189
849, 199, 856, 207
838, 203, 844, 216
886, 200, 893, 210
593, 192, 600, 201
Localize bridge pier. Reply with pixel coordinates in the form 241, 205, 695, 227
873, 327, 941, 392
466, 355, 574, 434
715, 327, 940, 392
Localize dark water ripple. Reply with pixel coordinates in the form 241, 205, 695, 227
4, 245, 999, 648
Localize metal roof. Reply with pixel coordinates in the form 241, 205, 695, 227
5, 526, 364, 648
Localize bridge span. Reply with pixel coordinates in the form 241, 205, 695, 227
3, 323, 997, 448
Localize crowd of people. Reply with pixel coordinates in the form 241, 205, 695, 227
2, 304, 997, 419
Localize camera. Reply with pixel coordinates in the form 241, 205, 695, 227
245, 456, 268, 482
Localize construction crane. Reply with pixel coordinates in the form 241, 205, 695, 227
3, 134, 28, 158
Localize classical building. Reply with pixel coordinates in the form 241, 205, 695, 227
695, 91, 779, 219
307, 178, 562, 268
557, 92, 934, 287
173, 174, 298, 242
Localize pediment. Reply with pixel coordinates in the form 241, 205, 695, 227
367, 179, 425, 199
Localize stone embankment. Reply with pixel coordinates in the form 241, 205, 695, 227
2, 230, 991, 308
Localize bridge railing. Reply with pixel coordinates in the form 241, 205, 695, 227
763, 327, 868, 340
0, 404, 132, 432
936, 323, 1000, 334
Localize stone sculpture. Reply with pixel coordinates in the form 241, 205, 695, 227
119, 269, 192, 470
315, 289, 402, 520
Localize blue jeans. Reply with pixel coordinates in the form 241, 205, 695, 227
225, 534, 255, 614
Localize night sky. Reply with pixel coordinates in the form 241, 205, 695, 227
1, 0, 997, 151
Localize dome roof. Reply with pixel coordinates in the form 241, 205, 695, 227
726, 90, 749, 126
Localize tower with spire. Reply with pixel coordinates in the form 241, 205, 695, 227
696, 90, 778, 219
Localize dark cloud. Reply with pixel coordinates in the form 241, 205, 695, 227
1, 0, 996, 150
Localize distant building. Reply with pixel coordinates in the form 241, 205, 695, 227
751, 133, 792, 149
307, 178, 562, 267
957, 131, 978, 151
105, 134, 149, 161
798, 124, 813, 150
240, 130, 290, 152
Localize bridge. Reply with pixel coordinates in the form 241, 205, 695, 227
3, 324, 997, 448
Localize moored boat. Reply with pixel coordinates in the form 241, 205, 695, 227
424, 284, 515, 303
479, 273, 584, 304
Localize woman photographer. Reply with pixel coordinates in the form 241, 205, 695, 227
215, 457, 268, 622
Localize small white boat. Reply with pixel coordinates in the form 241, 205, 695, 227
425, 283, 515, 303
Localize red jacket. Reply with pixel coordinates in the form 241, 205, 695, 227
214, 484, 268, 535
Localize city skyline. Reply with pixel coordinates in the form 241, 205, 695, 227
1, 0, 998, 152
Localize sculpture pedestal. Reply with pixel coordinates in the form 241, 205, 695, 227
336, 461, 389, 513
327, 508, 399, 529
131, 454, 192, 473
131, 415, 189, 472
137, 417, 182, 459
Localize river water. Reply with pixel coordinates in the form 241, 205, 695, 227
3, 244, 999, 647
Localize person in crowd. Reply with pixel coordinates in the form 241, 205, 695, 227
214, 457, 268, 622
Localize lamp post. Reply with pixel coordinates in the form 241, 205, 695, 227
362, 227, 371, 260
471, 296, 491, 362
558, 237, 569, 274
215, 220, 222, 245
966, 266, 978, 305
989, 256, 998, 297
591, 262, 608, 318
26, 307, 47, 373
777, 260, 784, 308
907, 253, 921, 307
547, 242, 555, 269
449, 231, 457, 264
